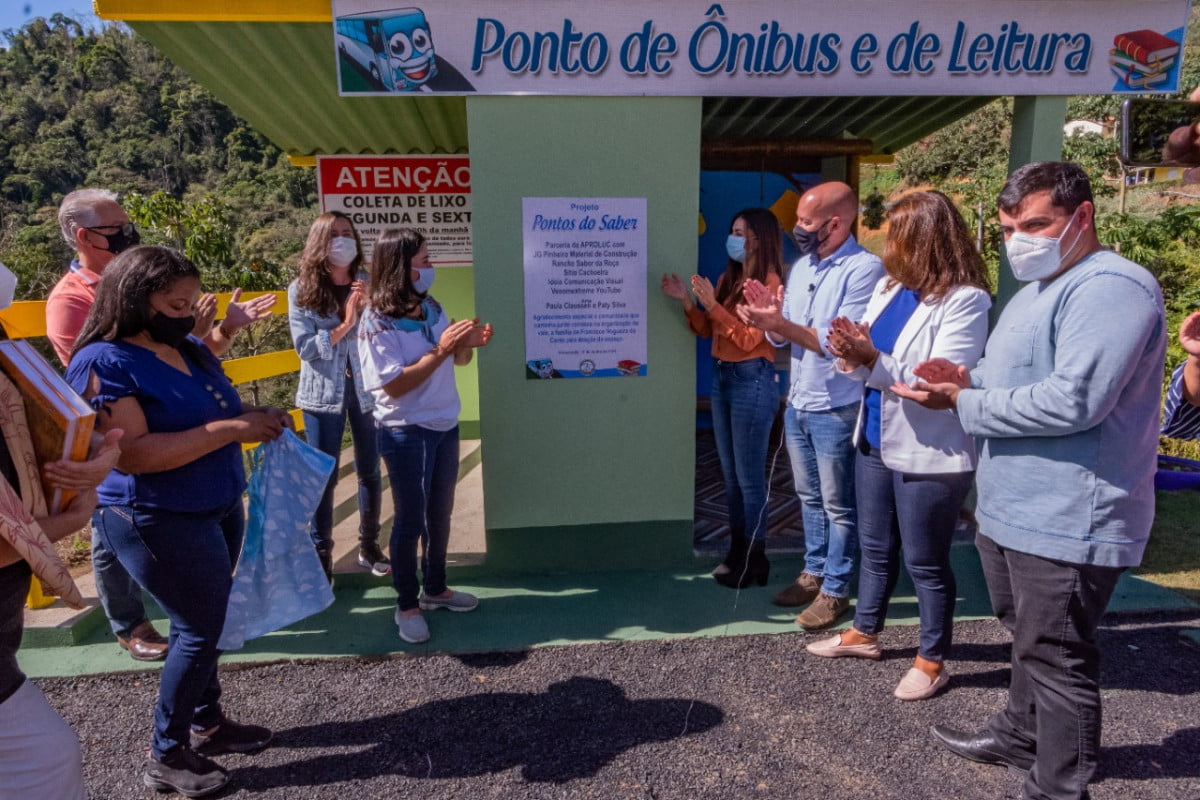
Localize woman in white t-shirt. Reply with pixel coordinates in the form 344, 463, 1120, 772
358, 228, 493, 644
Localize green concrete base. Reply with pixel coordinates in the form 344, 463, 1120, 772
482, 520, 695, 575
21, 605, 107, 648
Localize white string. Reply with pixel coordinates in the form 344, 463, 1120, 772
725, 428, 788, 614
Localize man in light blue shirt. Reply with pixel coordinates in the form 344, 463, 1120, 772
739, 181, 884, 631
896, 162, 1166, 800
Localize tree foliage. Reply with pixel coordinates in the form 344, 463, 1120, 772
0, 16, 316, 302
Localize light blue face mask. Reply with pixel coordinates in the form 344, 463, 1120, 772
725, 234, 746, 263
413, 267, 435, 293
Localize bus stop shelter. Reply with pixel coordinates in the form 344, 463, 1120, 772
94, 0, 1189, 574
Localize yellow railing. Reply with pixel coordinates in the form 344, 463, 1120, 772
2, 291, 301, 608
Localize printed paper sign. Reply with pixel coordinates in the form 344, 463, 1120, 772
523, 198, 647, 380
317, 154, 471, 265
331, 0, 1190, 96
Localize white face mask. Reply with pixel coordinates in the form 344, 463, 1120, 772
413, 267, 435, 294
327, 236, 358, 268
1004, 210, 1083, 282
0, 262, 16, 310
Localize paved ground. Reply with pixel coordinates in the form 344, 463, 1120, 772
37, 608, 1200, 800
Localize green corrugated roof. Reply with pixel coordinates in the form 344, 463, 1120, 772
131, 20, 993, 159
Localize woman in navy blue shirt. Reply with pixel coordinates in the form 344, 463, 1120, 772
66, 246, 292, 798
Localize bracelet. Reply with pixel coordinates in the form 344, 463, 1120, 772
218, 321, 237, 339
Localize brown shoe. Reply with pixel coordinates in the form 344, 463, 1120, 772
117, 621, 169, 662
772, 572, 822, 607
795, 592, 850, 631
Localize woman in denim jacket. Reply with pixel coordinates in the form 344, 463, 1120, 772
288, 212, 385, 579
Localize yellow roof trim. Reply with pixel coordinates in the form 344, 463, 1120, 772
859, 154, 896, 165
287, 154, 318, 168
93, 0, 331, 22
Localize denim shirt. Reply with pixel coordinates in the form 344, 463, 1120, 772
956, 250, 1166, 568
288, 277, 374, 414
777, 235, 884, 411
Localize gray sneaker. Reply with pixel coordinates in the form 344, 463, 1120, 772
418, 590, 479, 612
394, 608, 430, 644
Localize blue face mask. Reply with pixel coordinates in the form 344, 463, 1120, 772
725, 234, 746, 263
413, 267, 435, 293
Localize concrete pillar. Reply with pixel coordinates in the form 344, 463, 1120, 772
466, 96, 701, 573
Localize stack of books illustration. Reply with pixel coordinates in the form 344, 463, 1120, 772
1110, 29, 1180, 89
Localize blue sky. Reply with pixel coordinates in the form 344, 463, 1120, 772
0, 2, 103, 40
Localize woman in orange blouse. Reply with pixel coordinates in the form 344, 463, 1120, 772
662, 208, 785, 588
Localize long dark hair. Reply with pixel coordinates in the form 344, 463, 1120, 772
715, 207, 784, 308
369, 228, 427, 318
883, 191, 990, 301
71, 245, 208, 367
294, 211, 364, 316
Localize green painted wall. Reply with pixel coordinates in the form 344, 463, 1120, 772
466, 96, 700, 565
433, 267, 480, 438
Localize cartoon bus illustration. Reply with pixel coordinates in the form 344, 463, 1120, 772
335, 7, 438, 92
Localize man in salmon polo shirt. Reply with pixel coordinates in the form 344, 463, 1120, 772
47, 188, 276, 662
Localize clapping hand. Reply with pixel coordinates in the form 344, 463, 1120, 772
890, 358, 971, 410
690, 275, 717, 309
194, 293, 219, 339
736, 279, 784, 331
463, 320, 494, 349
660, 273, 690, 303
1179, 308, 1200, 357
222, 288, 278, 335
827, 316, 875, 368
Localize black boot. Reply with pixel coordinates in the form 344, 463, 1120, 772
714, 540, 769, 588
315, 544, 334, 585
712, 531, 749, 577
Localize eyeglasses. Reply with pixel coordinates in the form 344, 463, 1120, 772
86, 222, 137, 236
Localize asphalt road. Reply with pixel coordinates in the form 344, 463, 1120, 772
38, 611, 1200, 800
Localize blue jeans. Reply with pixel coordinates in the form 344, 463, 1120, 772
91, 527, 149, 638
92, 499, 244, 758
710, 358, 778, 542
977, 533, 1124, 800
783, 403, 858, 597
302, 373, 382, 554
852, 447, 973, 661
378, 424, 458, 612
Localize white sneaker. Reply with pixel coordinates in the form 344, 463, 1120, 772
394, 608, 429, 644
418, 590, 479, 612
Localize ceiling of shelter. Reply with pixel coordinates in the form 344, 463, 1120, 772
131, 20, 996, 160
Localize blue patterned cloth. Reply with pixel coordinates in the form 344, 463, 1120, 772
1162, 362, 1200, 440
219, 430, 336, 650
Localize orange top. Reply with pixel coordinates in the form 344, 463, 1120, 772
684, 272, 782, 363
44, 262, 101, 367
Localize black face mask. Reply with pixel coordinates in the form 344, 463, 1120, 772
792, 219, 830, 257
87, 223, 140, 255
145, 312, 195, 348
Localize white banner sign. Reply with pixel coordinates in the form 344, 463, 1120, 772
523, 198, 647, 380
317, 154, 472, 265
332, 0, 1190, 96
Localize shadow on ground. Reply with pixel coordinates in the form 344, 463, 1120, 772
231, 676, 722, 789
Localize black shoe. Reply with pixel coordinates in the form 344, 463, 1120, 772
712, 532, 748, 577
143, 747, 229, 797
714, 541, 769, 589
191, 716, 274, 756
930, 725, 1034, 775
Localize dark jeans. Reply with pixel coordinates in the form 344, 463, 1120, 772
378, 424, 458, 611
976, 533, 1124, 800
302, 373, 382, 555
852, 448, 972, 661
92, 499, 244, 758
91, 527, 149, 638
709, 358, 778, 542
